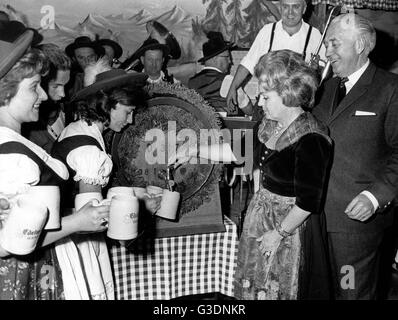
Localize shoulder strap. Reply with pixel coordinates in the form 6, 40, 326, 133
0, 141, 63, 186
51, 135, 104, 164
268, 23, 277, 53
302, 25, 313, 61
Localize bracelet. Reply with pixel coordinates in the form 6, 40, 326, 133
275, 223, 293, 238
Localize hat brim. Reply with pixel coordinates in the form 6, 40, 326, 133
65, 42, 105, 59
135, 43, 170, 59
72, 72, 148, 102
97, 39, 123, 59
0, 30, 33, 79
198, 44, 237, 63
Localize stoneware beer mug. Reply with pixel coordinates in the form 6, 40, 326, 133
0, 194, 48, 255
107, 194, 139, 240
156, 189, 180, 221
146, 185, 163, 197
74, 192, 103, 211
27, 185, 61, 230
107, 186, 134, 200
132, 187, 147, 199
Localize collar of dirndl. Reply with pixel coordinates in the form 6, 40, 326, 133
258, 112, 332, 152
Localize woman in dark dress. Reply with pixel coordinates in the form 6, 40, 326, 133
234, 49, 333, 300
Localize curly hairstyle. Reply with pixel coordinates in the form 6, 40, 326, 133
75, 86, 148, 126
254, 49, 319, 109
36, 43, 71, 93
0, 48, 49, 107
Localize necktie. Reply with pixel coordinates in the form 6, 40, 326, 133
334, 77, 348, 111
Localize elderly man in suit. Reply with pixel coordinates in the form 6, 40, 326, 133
313, 13, 398, 300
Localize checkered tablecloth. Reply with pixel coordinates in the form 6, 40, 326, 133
109, 217, 238, 300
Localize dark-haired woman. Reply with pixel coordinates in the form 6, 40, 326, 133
24, 43, 71, 153
51, 60, 156, 299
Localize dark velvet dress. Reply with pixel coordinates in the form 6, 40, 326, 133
234, 112, 333, 300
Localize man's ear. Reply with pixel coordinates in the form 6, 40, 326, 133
140, 56, 144, 65
355, 37, 366, 55
302, 1, 307, 15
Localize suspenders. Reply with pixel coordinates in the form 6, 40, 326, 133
268, 22, 313, 60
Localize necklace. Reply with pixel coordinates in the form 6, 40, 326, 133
273, 123, 285, 137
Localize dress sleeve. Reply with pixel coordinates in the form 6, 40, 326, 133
294, 134, 332, 213
0, 154, 40, 196
66, 145, 113, 187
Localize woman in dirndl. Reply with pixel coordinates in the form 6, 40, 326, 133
0, 20, 109, 300
51, 59, 158, 299
234, 49, 333, 300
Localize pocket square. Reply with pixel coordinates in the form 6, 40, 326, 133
354, 111, 376, 116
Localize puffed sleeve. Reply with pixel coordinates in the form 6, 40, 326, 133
0, 154, 40, 197
294, 134, 332, 213
66, 145, 113, 187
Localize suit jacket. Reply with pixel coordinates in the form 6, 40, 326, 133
188, 69, 240, 115
313, 63, 398, 233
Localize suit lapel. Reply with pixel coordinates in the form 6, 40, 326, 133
329, 63, 376, 125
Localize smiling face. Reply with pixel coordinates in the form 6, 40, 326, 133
7, 74, 48, 123
324, 20, 363, 77
109, 102, 135, 132
280, 0, 306, 29
48, 70, 70, 102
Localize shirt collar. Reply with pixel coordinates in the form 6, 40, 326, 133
144, 70, 165, 84
202, 66, 223, 73
347, 59, 370, 88
277, 19, 306, 36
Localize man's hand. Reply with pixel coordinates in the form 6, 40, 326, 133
226, 87, 238, 112
345, 193, 376, 222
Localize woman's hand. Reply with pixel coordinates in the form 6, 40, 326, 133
256, 229, 283, 256
70, 201, 110, 233
143, 195, 162, 215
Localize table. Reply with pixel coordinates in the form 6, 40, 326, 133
221, 116, 257, 130
109, 216, 238, 300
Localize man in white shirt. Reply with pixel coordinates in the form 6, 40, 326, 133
226, 0, 325, 112
313, 13, 398, 300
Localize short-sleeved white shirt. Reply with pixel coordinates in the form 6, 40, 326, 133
240, 20, 326, 75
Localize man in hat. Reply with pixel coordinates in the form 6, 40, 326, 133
188, 31, 249, 115
120, 20, 181, 73
226, 0, 325, 113
65, 36, 105, 97
97, 38, 123, 67
137, 38, 179, 84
